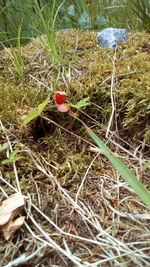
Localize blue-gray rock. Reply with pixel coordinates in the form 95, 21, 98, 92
97, 28, 127, 49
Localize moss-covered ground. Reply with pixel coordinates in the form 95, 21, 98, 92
0, 30, 150, 266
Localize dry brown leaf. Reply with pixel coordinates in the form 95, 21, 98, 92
1, 216, 25, 240
0, 193, 28, 240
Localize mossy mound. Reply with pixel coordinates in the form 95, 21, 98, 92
58, 30, 150, 145
0, 29, 150, 145
0, 30, 150, 266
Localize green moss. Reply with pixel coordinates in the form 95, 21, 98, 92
0, 29, 149, 144
0, 77, 47, 125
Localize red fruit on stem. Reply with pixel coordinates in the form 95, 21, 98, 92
54, 91, 67, 105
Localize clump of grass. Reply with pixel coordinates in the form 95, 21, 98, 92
62, 0, 150, 31
128, 0, 150, 32
3, 20, 24, 78
6, 47, 24, 78
34, 0, 66, 64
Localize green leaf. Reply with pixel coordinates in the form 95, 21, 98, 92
21, 107, 40, 126
143, 160, 150, 171
21, 97, 49, 126
2, 150, 21, 164
0, 143, 9, 153
37, 97, 49, 114
71, 97, 90, 109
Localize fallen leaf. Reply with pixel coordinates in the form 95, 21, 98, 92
0, 193, 28, 240
1, 216, 25, 240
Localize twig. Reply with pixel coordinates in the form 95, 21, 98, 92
0, 121, 21, 193
75, 152, 100, 204
2, 244, 46, 267
105, 51, 117, 138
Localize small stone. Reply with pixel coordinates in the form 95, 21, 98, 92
97, 28, 127, 49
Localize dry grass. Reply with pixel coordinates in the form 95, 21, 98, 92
0, 29, 150, 266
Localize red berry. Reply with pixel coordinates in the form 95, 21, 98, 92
54, 91, 67, 105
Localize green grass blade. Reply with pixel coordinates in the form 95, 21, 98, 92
17, 17, 23, 49
87, 129, 150, 208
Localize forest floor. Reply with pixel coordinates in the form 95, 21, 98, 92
0, 29, 150, 266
